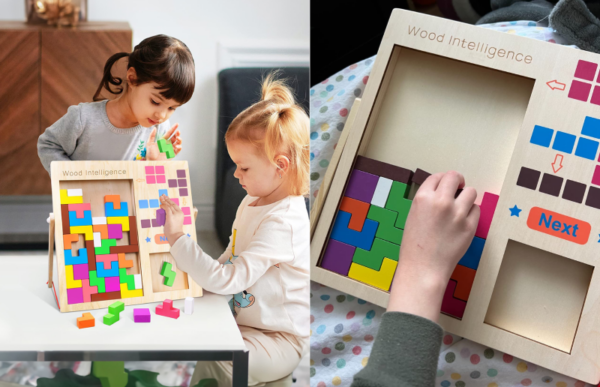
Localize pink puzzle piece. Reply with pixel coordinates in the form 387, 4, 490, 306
146, 175, 156, 184
96, 254, 118, 270
171, 198, 179, 206
475, 192, 499, 240
182, 207, 191, 215
157, 175, 166, 184
81, 279, 98, 303
441, 280, 467, 319
145, 166, 155, 175
155, 166, 165, 174
73, 264, 89, 280
183, 216, 192, 225
107, 224, 123, 239
68, 203, 91, 219
156, 299, 180, 319
105, 277, 120, 292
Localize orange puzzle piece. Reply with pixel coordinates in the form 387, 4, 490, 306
450, 264, 477, 302
118, 253, 133, 268
339, 196, 370, 232
93, 224, 109, 239
63, 234, 79, 250
77, 312, 95, 329
104, 195, 121, 210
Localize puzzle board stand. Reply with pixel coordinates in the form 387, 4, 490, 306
311, 9, 600, 383
50, 160, 202, 313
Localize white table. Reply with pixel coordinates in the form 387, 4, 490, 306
0, 255, 248, 386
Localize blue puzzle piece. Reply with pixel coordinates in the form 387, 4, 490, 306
139, 200, 149, 209
530, 125, 553, 147
575, 137, 599, 160
68, 210, 92, 227
331, 210, 378, 251
158, 189, 168, 197
65, 248, 88, 265
552, 131, 577, 154
149, 199, 160, 208
458, 236, 485, 270
582, 116, 600, 139
104, 202, 128, 217
96, 260, 119, 278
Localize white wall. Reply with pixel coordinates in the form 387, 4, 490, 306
0, 0, 309, 230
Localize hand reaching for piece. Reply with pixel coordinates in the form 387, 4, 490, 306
145, 123, 182, 160
160, 194, 186, 246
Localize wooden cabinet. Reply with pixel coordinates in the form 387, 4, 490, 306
0, 22, 131, 195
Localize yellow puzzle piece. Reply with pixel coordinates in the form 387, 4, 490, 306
348, 258, 398, 291
60, 189, 83, 204
107, 217, 130, 232
65, 265, 82, 289
70, 226, 94, 240
120, 283, 143, 298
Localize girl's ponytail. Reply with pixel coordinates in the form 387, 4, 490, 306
93, 52, 130, 101
261, 71, 295, 105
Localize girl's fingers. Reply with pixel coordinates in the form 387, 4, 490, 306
147, 127, 157, 144
169, 130, 181, 144
174, 145, 182, 155
455, 186, 477, 217
419, 172, 444, 194
437, 171, 465, 198
164, 123, 179, 140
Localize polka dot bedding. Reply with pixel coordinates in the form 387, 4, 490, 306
310, 21, 586, 387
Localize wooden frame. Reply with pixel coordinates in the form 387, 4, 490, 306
311, 9, 600, 383
51, 160, 202, 313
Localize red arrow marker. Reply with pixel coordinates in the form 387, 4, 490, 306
552, 154, 564, 173
547, 80, 566, 91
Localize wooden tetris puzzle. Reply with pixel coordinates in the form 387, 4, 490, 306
52, 160, 201, 313
311, 8, 600, 383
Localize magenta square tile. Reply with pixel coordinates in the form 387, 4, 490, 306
593, 165, 600, 186
568, 80, 592, 102
146, 175, 156, 184
105, 277, 120, 292
168, 179, 178, 188
145, 166, 154, 175
141, 219, 151, 228
182, 207, 191, 215
179, 188, 188, 196
73, 264, 89, 280
151, 218, 160, 227
107, 224, 123, 239
177, 170, 186, 178
575, 60, 597, 81
134, 308, 151, 323
172, 198, 179, 206
591, 85, 600, 106
184, 216, 192, 225
67, 288, 83, 304
178, 179, 187, 187
155, 166, 165, 174
156, 175, 166, 184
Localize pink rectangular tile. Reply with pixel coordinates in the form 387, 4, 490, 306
182, 207, 191, 215
155, 165, 165, 174
146, 175, 156, 184
157, 175, 166, 184
475, 192, 499, 240
145, 166, 154, 175
593, 165, 600, 186
172, 198, 179, 206
183, 216, 192, 225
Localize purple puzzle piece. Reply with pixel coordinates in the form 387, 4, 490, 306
178, 179, 187, 187
345, 170, 378, 203
320, 239, 356, 276
141, 219, 151, 228
134, 308, 151, 323
156, 209, 166, 226
67, 287, 83, 304
177, 170, 186, 178
107, 224, 123, 239
168, 179, 178, 188
105, 277, 121, 292
179, 188, 188, 197
73, 264, 89, 280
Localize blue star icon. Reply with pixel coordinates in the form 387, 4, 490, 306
509, 205, 522, 217
145, 237, 151, 243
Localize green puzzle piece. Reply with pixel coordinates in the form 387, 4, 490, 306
160, 262, 176, 287
367, 205, 404, 245
95, 239, 117, 255
385, 181, 412, 229
157, 139, 175, 159
93, 361, 127, 387
119, 268, 136, 290
353, 238, 401, 271
103, 313, 118, 326
104, 301, 124, 326
89, 271, 106, 293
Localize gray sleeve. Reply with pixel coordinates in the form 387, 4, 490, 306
351, 312, 443, 387
37, 104, 84, 176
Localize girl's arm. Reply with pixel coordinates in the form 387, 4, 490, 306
37, 105, 84, 175
352, 171, 479, 387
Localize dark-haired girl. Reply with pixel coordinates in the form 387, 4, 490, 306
38, 34, 195, 174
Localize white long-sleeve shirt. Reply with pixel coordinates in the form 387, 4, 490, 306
170, 195, 310, 338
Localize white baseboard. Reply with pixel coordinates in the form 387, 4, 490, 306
217, 39, 310, 71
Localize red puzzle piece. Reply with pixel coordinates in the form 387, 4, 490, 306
339, 196, 370, 232
156, 299, 180, 319
441, 280, 467, 319
450, 264, 476, 302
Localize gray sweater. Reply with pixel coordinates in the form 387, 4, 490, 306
37, 100, 171, 176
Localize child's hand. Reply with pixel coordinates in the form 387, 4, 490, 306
159, 194, 186, 246
387, 171, 480, 322
145, 124, 182, 160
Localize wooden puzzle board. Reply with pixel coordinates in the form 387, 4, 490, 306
311, 9, 600, 383
51, 160, 201, 313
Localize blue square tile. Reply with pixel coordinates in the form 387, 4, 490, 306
575, 137, 599, 160
582, 116, 600, 139
149, 199, 160, 208
530, 125, 553, 147
158, 189, 168, 198
552, 131, 577, 154
138, 200, 149, 209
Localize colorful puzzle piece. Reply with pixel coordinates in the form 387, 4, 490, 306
76, 312, 95, 329
95, 239, 117, 255
93, 232, 102, 247
68, 203, 91, 218
96, 254, 118, 270
60, 189, 83, 204
104, 195, 121, 210
89, 271, 106, 293
105, 202, 128, 218
458, 236, 485, 270
67, 189, 83, 197
331, 210, 378, 251
96, 261, 119, 278
65, 265, 82, 289
92, 361, 127, 387
134, 274, 142, 289
156, 299, 180, 319
72, 263, 89, 280
450, 264, 477, 302
64, 248, 88, 265
348, 258, 398, 291
160, 262, 176, 287
107, 224, 123, 239
70, 225, 94, 240
158, 138, 175, 159
441, 280, 467, 319
118, 253, 133, 268
371, 177, 393, 207
69, 210, 92, 227
107, 216, 130, 232
63, 233, 79, 250
352, 238, 400, 271
92, 216, 107, 225
105, 277, 121, 292
385, 181, 412, 229
103, 301, 125, 326
67, 287, 83, 304
93, 224, 108, 239
119, 268, 136, 290
339, 196, 369, 232
345, 169, 378, 203
81, 279, 98, 302
134, 308, 151, 323
475, 192, 499, 239
366, 205, 404, 245
120, 283, 143, 298
184, 297, 194, 315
